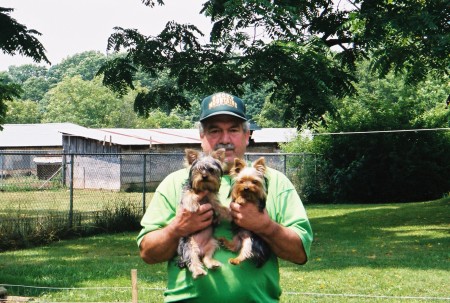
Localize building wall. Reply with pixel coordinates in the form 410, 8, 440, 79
61, 136, 283, 191
63, 136, 119, 154
0, 148, 61, 177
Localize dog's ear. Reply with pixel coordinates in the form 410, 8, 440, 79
231, 158, 246, 176
253, 157, 266, 176
185, 149, 200, 165
211, 148, 226, 163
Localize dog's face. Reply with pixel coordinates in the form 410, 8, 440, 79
185, 148, 225, 193
230, 157, 267, 203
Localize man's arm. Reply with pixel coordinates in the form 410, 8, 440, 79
230, 201, 308, 264
140, 202, 214, 264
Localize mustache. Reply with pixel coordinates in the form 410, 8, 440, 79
214, 144, 235, 151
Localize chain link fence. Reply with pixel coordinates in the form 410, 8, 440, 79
0, 151, 319, 250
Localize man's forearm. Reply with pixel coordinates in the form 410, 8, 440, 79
258, 221, 307, 265
139, 203, 215, 264
139, 224, 180, 264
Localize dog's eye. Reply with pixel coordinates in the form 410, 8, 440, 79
252, 180, 259, 184
208, 167, 215, 173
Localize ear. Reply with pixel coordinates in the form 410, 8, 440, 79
253, 157, 266, 175
185, 149, 200, 165
211, 148, 226, 163
231, 158, 247, 176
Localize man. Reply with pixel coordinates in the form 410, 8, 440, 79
137, 92, 313, 302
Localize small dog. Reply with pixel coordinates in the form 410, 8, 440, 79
219, 157, 271, 267
177, 148, 231, 278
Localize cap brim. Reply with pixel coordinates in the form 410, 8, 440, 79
200, 111, 247, 122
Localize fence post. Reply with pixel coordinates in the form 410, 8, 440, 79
69, 153, 74, 228
0, 154, 3, 189
131, 269, 138, 303
142, 154, 147, 214
62, 153, 66, 186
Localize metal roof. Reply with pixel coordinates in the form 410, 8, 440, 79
100, 128, 201, 145
0, 123, 298, 147
251, 128, 298, 143
0, 123, 86, 147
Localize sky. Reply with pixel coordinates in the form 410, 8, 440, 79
0, 0, 211, 71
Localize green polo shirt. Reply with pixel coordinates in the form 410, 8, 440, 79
137, 166, 313, 302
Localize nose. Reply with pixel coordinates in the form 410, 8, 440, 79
220, 131, 231, 144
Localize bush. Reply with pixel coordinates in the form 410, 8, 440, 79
284, 62, 450, 203
0, 201, 141, 252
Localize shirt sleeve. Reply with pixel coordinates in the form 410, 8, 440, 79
136, 169, 186, 247
265, 168, 313, 260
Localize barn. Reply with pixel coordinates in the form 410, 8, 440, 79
0, 123, 84, 179
0, 123, 298, 191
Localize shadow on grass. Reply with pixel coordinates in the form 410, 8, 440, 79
287, 198, 450, 272
2, 198, 449, 298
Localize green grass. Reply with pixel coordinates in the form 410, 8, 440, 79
0, 198, 449, 303
0, 189, 152, 216
0, 190, 153, 250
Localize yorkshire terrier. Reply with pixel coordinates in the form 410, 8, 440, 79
177, 148, 231, 278
219, 157, 271, 267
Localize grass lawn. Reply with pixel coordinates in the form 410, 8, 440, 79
0, 190, 151, 216
0, 198, 449, 302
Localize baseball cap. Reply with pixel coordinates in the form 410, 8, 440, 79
199, 92, 247, 122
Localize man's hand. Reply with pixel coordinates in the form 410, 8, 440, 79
229, 201, 308, 264
229, 201, 272, 234
174, 200, 214, 237
140, 191, 214, 264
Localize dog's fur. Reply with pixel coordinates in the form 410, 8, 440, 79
219, 157, 271, 267
177, 148, 230, 278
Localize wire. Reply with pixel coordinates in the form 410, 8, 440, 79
311, 127, 450, 136
1, 284, 449, 301
285, 291, 450, 301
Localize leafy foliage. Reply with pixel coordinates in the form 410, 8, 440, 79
47, 51, 108, 83
0, 7, 48, 128
0, 7, 49, 64
353, 0, 449, 84
284, 61, 450, 203
1, 50, 200, 128
7, 64, 48, 83
41, 76, 139, 128
98, 0, 448, 126
4, 99, 42, 123
0, 72, 22, 129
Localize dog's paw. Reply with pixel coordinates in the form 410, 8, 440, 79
228, 258, 242, 265
192, 266, 207, 278
217, 237, 238, 252
204, 258, 222, 269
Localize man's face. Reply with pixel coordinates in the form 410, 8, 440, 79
200, 115, 250, 171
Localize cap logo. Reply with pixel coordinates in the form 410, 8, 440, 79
208, 93, 237, 110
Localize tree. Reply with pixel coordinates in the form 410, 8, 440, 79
4, 99, 41, 123
283, 61, 450, 203
7, 64, 48, 83
351, 0, 449, 83
47, 51, 108, 84
0, 73, 22, 129
42, 76, 138, 128
135, 110, 193, 128
98, 0, 449, 127
0, 7, 49, 64
0, 7, 49, 128
21, 76, 50, 101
